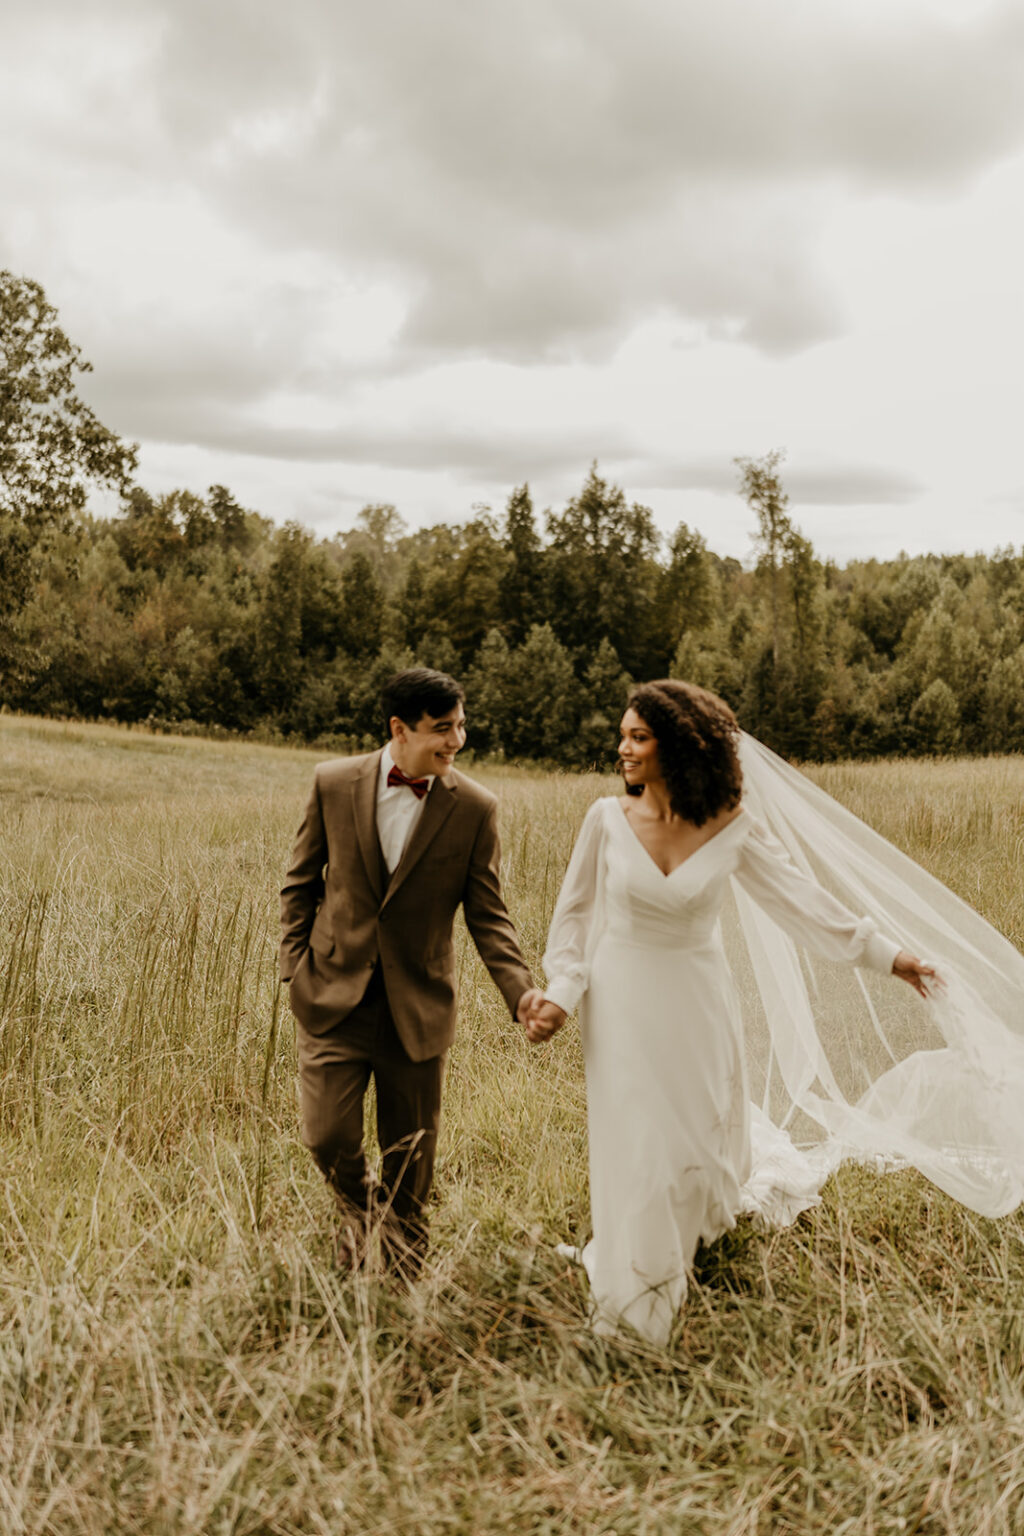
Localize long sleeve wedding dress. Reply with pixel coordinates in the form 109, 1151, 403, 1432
542, 795, 899, 1344
541, 736, 1024, 1346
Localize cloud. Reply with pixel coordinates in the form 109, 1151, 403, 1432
20, 0, 1021, 370
631, 455, 926, 506
78, 274, 348, 421
784, 465, 926, 507
5, 0, 1024, 505
108, 401, 639, 485
147, 0, 1024, 363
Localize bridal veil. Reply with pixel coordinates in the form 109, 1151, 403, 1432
733, 733, 1024, 1216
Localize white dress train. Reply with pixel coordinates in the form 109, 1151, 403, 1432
542, 797, 901, 1347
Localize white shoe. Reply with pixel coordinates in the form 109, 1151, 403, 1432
554, 1242, 583, 1265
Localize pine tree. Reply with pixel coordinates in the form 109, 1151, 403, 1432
465, 628, 512, 754
502, 624, 577, 760
575, 637, 632, 769
339, 551, 384, 660
500, 483, 543, 644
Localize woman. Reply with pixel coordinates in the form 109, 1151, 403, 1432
528, 680, 1024, 1346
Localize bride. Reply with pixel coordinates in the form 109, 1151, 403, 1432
526, 679, 1024, 1346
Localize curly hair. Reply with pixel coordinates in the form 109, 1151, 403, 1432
626, 679, 743, 826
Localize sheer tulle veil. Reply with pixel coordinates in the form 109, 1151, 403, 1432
733, 732, 1024, 1217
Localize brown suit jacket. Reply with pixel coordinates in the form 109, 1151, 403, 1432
280, 750, 534, 1061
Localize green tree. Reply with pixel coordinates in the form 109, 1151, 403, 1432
780, 529, 827, 753
910, 677, 961, 755
658, 522, 716, 651
0, 271, 138, 692
983, 649, 1024, 752
208, 484, 251, 551
465, 628, 512, 754
400, 522, 461, 659
1, 271, 137, 529
341, 502, 407, 588
290, 665, 350, 742
501, 623, 577, 760
897, 576, 989, 749
177, 491, 216, 552
255, 525, 312, 715
671, 629, 730, 697
397, 557, 432, 650
500, 483, 544, 644
114, 488, 184, 576
339, 551, 384, 660
447, 516, 509, 662
357, 501, 405, 553
575, 637, 632, 769
545, 465, 661, 677
0, 518, 36, 693
736, 450, 792, 675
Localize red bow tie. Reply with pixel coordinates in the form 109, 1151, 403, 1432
387, 764, 430, 799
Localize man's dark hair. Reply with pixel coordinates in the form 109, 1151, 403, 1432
381, 668, 464, 736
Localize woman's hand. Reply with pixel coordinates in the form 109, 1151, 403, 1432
524, 998, 568, 1044
892, 950, 939, 998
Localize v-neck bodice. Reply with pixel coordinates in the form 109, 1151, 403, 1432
617, 802, 749, 879
603, 799, 750, 949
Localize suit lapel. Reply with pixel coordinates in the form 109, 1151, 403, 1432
353, 751, 384, 902
381, 773, 457, 908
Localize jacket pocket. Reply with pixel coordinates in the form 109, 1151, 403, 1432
424, 946, 453, 979
308, 919, 336, 958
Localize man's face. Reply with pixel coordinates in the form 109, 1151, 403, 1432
390, 703, 467, 779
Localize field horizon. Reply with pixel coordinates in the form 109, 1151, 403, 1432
3, 712, 1024, 1534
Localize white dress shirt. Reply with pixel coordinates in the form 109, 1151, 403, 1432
377, 745, 435, 874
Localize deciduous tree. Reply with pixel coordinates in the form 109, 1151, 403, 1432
736, 450, 792, 674
1, 270, 137, 530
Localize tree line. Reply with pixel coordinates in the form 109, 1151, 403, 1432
3, 267, 1024, 765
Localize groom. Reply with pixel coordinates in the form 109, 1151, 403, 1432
280, 667, 542, 1273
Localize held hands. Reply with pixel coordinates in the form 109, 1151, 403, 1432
892, 950, 940, 999
518, 950, 940, 1038
516, 988, 567, 1044
525, 999, 568, 1044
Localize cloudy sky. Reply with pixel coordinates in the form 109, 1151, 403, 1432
3, 0, 1023, 562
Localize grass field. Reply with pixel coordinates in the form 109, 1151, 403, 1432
3, 712, 1024, 1535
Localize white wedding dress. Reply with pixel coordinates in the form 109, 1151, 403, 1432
542, 731, 1024, 1347
542, 794, 903, 1346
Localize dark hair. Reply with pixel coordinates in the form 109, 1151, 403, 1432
381, 668, 464, 736
626, 679, 742, 825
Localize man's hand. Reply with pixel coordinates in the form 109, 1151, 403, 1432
892, 949, 939, 999
516, 987, 544, 1022
523, 996, 568, 1044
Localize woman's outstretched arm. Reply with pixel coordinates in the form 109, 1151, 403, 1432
735, 815, 936, 995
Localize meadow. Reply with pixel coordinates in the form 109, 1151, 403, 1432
3, 712, 1024, 1535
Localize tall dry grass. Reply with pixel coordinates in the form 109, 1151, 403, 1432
3, 713, 1024, 1534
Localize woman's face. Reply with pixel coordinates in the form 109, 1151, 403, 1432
618, 707, 662, 788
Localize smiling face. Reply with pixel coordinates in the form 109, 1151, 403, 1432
618, 706, 663, 790
390, 703, 467, 779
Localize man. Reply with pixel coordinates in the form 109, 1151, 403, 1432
280, 667, 542, 1274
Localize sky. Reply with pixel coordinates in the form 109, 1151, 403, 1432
3, 0, 1023, 565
